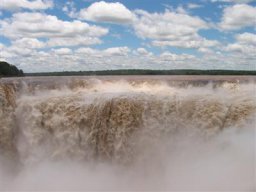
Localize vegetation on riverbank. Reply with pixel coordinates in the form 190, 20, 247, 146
26, 69, 256, 76
1, 61, 255, 77
0, 61, 24, 77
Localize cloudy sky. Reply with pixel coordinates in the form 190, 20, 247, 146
0, 0, 255, 72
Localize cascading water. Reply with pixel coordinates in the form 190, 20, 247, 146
0, 76, 255, 191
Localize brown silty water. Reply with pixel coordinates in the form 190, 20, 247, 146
0, 76, 255, 191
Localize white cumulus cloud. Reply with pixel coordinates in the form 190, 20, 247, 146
236, 32, 256, 45
78, 1, 135, 24
0, 0, 53, 11
135, 48, 153, 56
133, 9, 208, 40
152, 37, 220, 49
132, 9, 218, 50
47, 36, 102, 47
76, 46, 131, 57
12, 38, 45, 49
219, 4, 256, 30
226, 32, 256, 57
53, 48, 73, 55
0, 12, 108, 39
103, 47, 131, 56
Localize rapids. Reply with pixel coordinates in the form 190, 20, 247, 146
0, 76, 255, 191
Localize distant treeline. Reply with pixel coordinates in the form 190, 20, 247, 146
1, 60, 255, 77
26, 69, 256, 76
0, 61, 24, 77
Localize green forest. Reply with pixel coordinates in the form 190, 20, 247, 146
27, 69, 256, 76
1, 61, 256, 77
0, 61, 24, 77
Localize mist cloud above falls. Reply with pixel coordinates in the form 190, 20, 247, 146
0, 125, 254, 191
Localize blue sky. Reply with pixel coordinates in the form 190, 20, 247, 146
0, 0, 255, 72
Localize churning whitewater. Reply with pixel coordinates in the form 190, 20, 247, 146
0, 76, 255, 191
